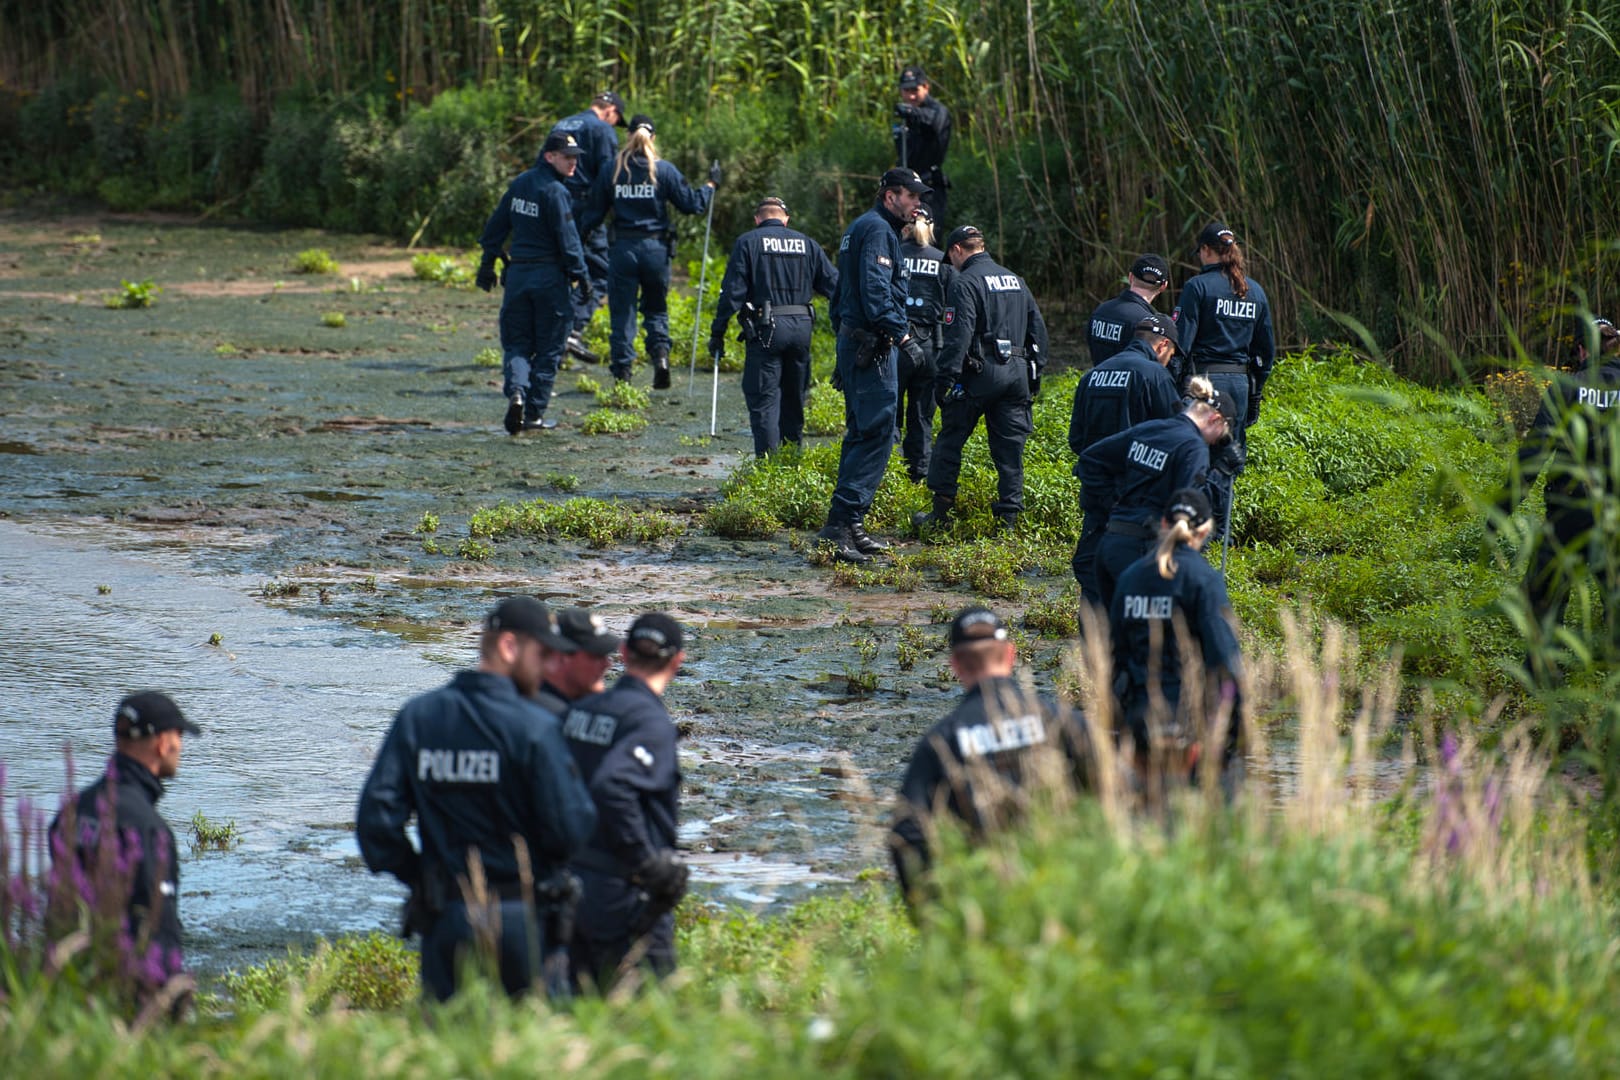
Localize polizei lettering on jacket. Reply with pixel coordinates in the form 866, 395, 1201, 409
1215, 298, 1258, 320
563, 710, 618, 746
905, 256, 940, 276
512, 197, 540, 218
1127, 440, 1169, 471
615, 182, 658, 200
1577, 386, 1620, 409
1121, 594, 1174, 620
417, 749, 500, 783
955, 713, 1047, 758
1087, 369, 1131, 390
984, 274, 1023, 293
1091, 318, 1124, 342
764, 236, 808, 255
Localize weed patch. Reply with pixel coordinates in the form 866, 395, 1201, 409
467, 496, 683, 548
292, 248, 339, 275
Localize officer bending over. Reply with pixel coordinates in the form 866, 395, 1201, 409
1110, 488, 1244, 789
817, 167, 932, 564
709, 195, 839, 457
579, 114, 718, 387
890, 607, 1092, 909
535, 606, 621, 718
50, 691, 202, 1006
1078, 377, 1236, 611
912, 224, 1048, 535
1086, 253, 1171, 369
1068, 313, 1183, 608
479, 131, 591, 434
893, 64, 953, 226
896, 206, 953, 481
547, 90, 627, 335
563, 613, 690, 991
356, 596, 598, 1002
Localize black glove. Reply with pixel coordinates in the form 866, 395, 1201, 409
632, 849, 690, 904
1245, 391, 1262, 428
708, 161, 723, 188
572, 276, 594, 311
899, 335, 927, 370
1211, 440, 1247, 478
896, 103, 921, 122
708, 332, 725, 358
476, 260, 497, 293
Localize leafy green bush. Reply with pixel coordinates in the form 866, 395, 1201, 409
580, 408, 649, 435
595, 381, 651, 410
294, 248, 339, 274
217, 933, 417, 1014
412, 252, 473, 286
105, 278, 162, 309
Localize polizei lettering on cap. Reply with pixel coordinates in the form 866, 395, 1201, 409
1215, 298, 1258, 320
1088, 369, 1131, 390
763, 236, 808, 255
955, 713, 1047, 758
1121, 594, 1174, 620
1091, 319, 1123, 342
417, 749, 500, 783
984, 274, 1023, 292
616, 183, 658, 200
1127, 440, 1169, 471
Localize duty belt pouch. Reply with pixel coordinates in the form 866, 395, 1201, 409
982, 333, 1014, 364
739, 301, 762, 343
760, 300, 776, 349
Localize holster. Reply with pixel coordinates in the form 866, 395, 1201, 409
534, 868, 583, 951
738, 301, 762, 344
845, 327, 888, 370
401, 864, 452, 938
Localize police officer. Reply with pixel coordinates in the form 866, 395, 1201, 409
579, 114, 718, 387
1087, 253, 1171, 369
896, 205, 953, 481
534, 606, 621, 718
1068, 313, 1184, 608
50, 691, 201, 1002
1502, 315, 1620, 682
1173, 222, 1277, 532
479, 130, 591, 434
890, 607, 1092, 908
911, 224, 1048, 535
816, 167, 932, 564
562, 612, 689, 990
356, 596, 598, 1001
1110, 488, 1244, 782
893, 64, 952, 226
547, 90, 627, 336
708, 195, 839, 457
1078, 377, 1237, 611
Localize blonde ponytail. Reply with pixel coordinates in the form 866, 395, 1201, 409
1155, 517, 1196, 579
612, 126, 659, 183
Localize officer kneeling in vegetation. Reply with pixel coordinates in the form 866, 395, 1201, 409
563, 612, 690, 991
912, 225, 1049, 536
890, 607, 1093, 909
356, 596, 598, 1002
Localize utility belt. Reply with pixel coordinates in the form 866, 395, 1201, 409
505, 256, 563, 267
739, 301, 811, 347
1105, 518, 1157, 540
404, 862, 579, 930
770, 304, 811, 317
612, 226, 666, 242
1194, 361, 1249, 374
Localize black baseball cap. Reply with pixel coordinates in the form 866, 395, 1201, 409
755, 196, 790, 216
880, 167, 931, 195
627, 612, 684, 660
1206, 387, 1239, 426
948, 607, 1009, 649
593, 91, 629, 125
1164, 488, 1213, 528
1135, 312, 1182, 354
486, 596, 572, 650
115, 692, 201, 739
555, 607, 622, 657
899, 65, 928, 89
912, 204, 934, 225
1196, 222, 1237, 253
542, 130, 586, 157
1129, 253, 1170, 286
943, 224, 983, 252
627, 113, 655, 135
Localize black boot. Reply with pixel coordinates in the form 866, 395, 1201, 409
849, 520, 890, 555
995, 512, 1019, 535
504, 390, 525, 436
651, 346, 671, 390
911, 494, 955, 536
814, 521, 871, 564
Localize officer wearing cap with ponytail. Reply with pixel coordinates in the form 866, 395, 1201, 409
896, 205, 953, 481
1173, 222, 1277, 531
1110, 487, 1245, 783
1068, 312, 1184, 609
563, 612, 689, 990
890, 607, 1092, 909
1087, 253, 1172, 368
1078, 376, 1236, 611
708, 195, 839, 457
912, 223, 1049, 536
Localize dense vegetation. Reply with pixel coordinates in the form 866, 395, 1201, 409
6, 1, 1620, 377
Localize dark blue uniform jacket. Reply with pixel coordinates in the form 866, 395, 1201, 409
579, 156, 711, 237
1517, 356, 1620, 509
479, 163, 588, 277
1173, 265, 1277, 393
1087, 288, 1158, 368
1068, 339, 1180, 471
831, 202, 910, 341
896, 97, 952, 175
562, 674, 680, 870
936, 251, 1049, 400
1078, 414, 1212, 527
356, 670, 598, 889
902, 240, 953, 328
710, 219, 839, 340
543, 109, 619, 199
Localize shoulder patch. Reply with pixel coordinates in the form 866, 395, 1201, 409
875, 254, 893, 268
943, 307, 954, 325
